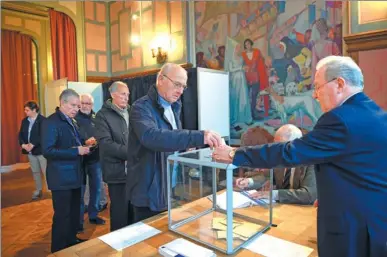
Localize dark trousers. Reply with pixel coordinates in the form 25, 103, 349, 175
51, 188, 81, 253
133, 206, 163, 223
80, 162, 102, 225
108, 183, 133, 231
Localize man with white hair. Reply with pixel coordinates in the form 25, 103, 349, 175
213, 56, 387, 257
75, 94, 106, 232
127, 63, 222, 222
95, 81, 131, 231
236, 124, 317, 205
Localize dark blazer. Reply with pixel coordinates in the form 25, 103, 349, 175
233, 93, 387, 257
94, 100, 129, 184
18, 114, 46, 155
126, 85, 205, 211
41, 108, 84, 191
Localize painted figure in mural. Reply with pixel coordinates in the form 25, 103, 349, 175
215, 45, 225, 70
241, 38, 269, 119
292, 29, 313, 50
225, 37, 253, 129
278, 36, 312, 92
311, 18, 341, 81
196, 52, 208, 68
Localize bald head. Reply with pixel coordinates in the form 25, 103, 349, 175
156, 63, 188, 103
274, 124, 303, 143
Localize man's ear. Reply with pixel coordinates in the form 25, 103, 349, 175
337, 77, 346, 92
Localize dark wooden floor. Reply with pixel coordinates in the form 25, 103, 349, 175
1, 168, 110, 257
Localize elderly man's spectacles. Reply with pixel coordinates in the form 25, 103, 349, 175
314, 78, 337, 92
163, 74, 187, 91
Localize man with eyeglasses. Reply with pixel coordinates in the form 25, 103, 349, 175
213, 56, 387, 257
126, 63, 223, 222
75, 94, 106, 233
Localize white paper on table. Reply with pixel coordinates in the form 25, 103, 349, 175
244, 234, 314, 257
98, 222, 161, 251
208, 191, 254, 210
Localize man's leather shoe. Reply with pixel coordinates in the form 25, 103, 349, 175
69, 237, 87, 247
76, 237, 87, 243
89, 217, 106, 225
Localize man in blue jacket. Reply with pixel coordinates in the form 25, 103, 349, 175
213, 56, 387, 257
42, 89, 92, 253
127, 63, 223, 222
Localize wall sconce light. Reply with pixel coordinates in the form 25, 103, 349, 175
151, 47, 168, 64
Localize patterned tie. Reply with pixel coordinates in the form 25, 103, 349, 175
66, 117, 82, 146
282, 168, 292, 189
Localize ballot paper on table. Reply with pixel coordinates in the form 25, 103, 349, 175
243, 234, 314, 257
159, 238, 216, 257
208, 190, 274, 210
99, 222, 161, 251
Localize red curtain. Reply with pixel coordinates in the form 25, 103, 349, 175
49, 9, 78, 81
1, 30, 36, 165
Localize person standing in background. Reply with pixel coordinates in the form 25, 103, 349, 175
18, 101, 47, 200
42, 89, 91, 253
75, 94, 106, 233
95, 82, 132, 231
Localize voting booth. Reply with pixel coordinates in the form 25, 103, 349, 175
44, 78, 103, 116
166, 148, 274, 255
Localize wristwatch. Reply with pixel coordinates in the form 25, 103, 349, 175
229, 148, 236, 159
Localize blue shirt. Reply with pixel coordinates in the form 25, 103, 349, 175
64, 114, 82, 146
27, 116, 37, 143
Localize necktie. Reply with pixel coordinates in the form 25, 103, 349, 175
67, 118, 82, 146
282, 168, 292, 189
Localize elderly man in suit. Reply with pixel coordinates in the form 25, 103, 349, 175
213, 55, 387, 257
236, 124, 317, 205
42, 89, 92, 253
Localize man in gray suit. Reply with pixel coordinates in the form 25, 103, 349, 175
236, 124, 317, 205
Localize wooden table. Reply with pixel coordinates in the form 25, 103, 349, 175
49, 199, 318, 257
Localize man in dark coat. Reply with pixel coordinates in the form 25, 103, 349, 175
127, 63, 223, 222
213, 56, 387, 257
95, 81, 131, 232
41, 89, 91, 253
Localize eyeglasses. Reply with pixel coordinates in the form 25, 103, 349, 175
163, 74, 188, 91
81, 102, 92, 105
314, 78, 337, 92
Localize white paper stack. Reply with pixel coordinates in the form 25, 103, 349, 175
99, 222, 161, 251
159, 238, 216, 257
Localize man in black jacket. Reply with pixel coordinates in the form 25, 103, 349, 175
42, 89, 91, 253
75, 94, 106, 232
18, 101, 47, 200
95, 81, 132, 231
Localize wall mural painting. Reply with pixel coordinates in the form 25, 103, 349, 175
195, 1, 343, 141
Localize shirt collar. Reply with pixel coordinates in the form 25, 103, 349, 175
158, 94, 171, 108
339, 91, 362, 106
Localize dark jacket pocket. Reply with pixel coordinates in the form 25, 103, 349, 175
58, 165, 78, 187
102, 160, 126, 184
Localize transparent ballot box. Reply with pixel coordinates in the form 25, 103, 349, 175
166, 148, 273, 255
